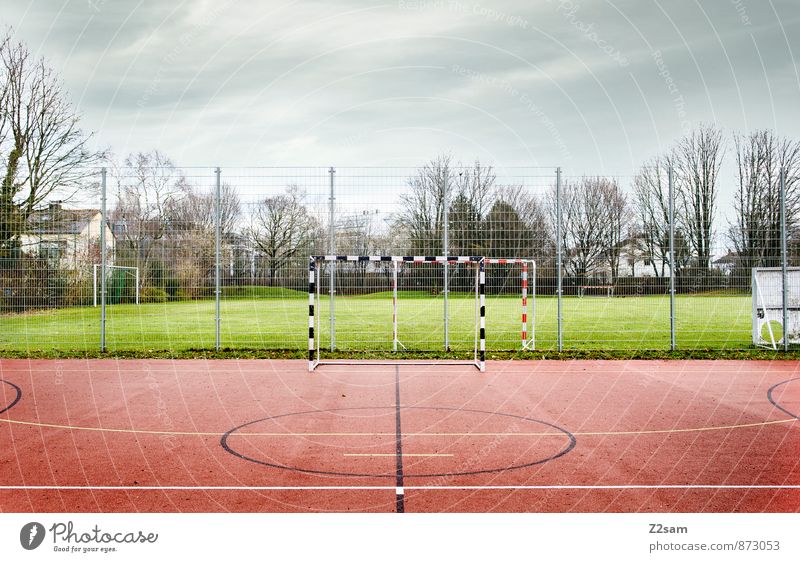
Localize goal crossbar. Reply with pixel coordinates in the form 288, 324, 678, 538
308, 255, 486, 372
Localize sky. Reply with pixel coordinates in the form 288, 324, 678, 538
4, 0, 800, 237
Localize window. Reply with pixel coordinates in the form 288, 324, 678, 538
39, 241, 66, 262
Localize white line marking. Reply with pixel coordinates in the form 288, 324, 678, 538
1, 485, 798, 491
396, 487, 404, 495
344, 453, 453, 457
3, 417, 794, 437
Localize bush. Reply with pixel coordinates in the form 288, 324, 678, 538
164, 276, 181, 300
0, 256, 72, 312
64, 274, 93, 307
140, 287, 168, 303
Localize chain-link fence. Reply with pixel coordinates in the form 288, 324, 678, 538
1, 163, 797, 354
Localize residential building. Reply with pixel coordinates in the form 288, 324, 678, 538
19, 202, 115, 269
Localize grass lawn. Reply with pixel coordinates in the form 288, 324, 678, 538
0, 291, 756, 354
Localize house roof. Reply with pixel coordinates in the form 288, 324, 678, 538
713, 252, 739, 265
26, 208, 101, 235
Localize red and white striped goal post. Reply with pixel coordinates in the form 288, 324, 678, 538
308, 256, 486, 372
485, 258, 536, 350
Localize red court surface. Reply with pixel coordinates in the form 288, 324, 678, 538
0, 359, 798, 513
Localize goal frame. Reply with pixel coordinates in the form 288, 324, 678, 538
485, 258, 536, 350
93, 264, 140, 307
308, 255, 486, 372
752, 266, 800, 349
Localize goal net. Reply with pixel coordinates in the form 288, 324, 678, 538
308, 255, 485, 371
752, 267, 800, 348
93, 264, 140, 306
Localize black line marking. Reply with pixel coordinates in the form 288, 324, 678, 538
394, 366, 405, 513
221, 405, 576, 478
0, 380, 22, 415
767, 377, 800, 420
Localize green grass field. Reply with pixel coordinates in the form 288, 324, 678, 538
0, 290, 758, 354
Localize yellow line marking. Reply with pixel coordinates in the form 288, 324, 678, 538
344, 453, 454, 457
0, 416, 796, 437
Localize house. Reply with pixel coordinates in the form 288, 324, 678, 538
713, 252, 740, 275
19, 202, 115, 269
593, 235, 670, 279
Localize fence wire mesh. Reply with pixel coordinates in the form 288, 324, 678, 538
0, 164, 796, 355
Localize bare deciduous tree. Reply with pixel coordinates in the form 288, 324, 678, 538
487, 184, 551, 259
247, 185, 314, 286
633, 158, 671, 276
674, 125, 724, 270
601, 179, 628, 281
164, 181, 241, 295
168, 182, 241, 237
631, 156, 692, 277
397, 155, 499, 256
729, 130, 800, 269
397, 155, 452, 254
0, 31, 105, 256
449, 161, 495, 255
111, 150, 188, 277
550, 176, 625, 284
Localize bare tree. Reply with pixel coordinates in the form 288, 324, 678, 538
397, 155, 499, 256
673, 125, 724, 270
486, 184, 551, 259
162, 181, 241, 294
1, 30, 105, 256
247, 185, 314, 286
335, 209, 382, 286
601, 179, 627, 281
449, 161, 495, 255
397, 155, 452, 254
111, 151, 188, 279
633, 158, 671, 276
729, 130, 800, 269
168, 182, 241, 237
549, 176, 622, 285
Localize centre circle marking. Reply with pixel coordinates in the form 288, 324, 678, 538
221, 406, 576, 478
0, 380, 22, 415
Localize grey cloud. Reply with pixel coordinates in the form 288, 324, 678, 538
2, 0, 799, 181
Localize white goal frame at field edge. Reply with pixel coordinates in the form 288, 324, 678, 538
486, 258, 536, 350
93, 264, 140, 307
752, 266, 800, 349
308, 255, 486, 372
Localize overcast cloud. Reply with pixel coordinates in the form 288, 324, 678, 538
4, 0, 800, 194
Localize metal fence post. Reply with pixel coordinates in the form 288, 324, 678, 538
443, 171, 449, 351
100, 167, 107, 352
328, 166, 335, 351
215, 167, 221, 351
668, 166, 676, 350
780, 167, 789, 352
556, 167, 563, 352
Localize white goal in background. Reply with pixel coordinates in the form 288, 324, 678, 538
752, 267, 800, 349
308, 255, 486, 372
93, 264, 140, 307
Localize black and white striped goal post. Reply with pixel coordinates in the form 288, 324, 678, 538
308, 255, 486, 372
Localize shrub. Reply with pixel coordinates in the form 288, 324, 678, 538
140, 287, 168, 303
